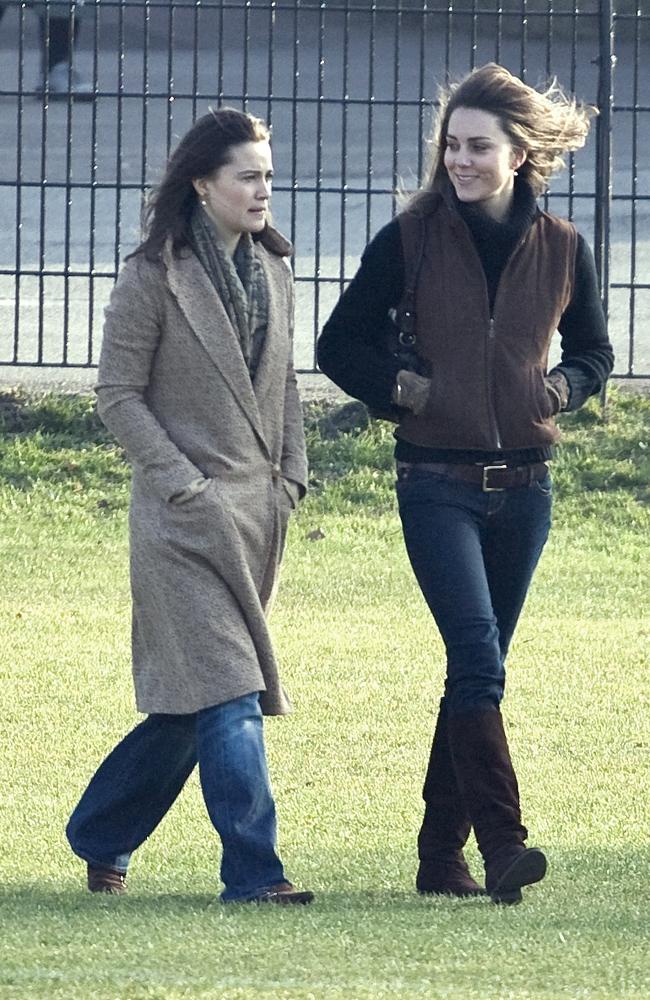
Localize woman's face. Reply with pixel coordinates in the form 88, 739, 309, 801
193, 140, 273, 248
443, 107, 526, 221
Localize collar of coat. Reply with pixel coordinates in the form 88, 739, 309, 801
253, 223, 293, 258
162, 229, 293, 460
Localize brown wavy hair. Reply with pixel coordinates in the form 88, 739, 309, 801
134, 107, 271, 261
410, 63, 596, 209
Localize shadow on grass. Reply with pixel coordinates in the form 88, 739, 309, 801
0, 884, 498, 930
0, 884, 445, 908
2, 843, 649, 919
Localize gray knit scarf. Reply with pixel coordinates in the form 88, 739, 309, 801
190, 206, 268, 378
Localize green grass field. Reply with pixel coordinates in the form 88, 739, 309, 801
0, 388, 648, 999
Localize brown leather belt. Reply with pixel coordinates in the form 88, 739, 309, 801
398, 461, 549, 492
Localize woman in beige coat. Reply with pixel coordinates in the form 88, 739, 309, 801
66, 108, 313, 905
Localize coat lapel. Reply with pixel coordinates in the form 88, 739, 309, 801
165, 248, 270, 457
251, 248, 290, 415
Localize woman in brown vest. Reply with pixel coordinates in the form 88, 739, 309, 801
318, 64, 613, 904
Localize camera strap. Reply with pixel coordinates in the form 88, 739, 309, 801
395, 216, 426, 347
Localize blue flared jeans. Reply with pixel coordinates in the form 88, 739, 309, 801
66, 692, 286, 901
396, 465, 553, 715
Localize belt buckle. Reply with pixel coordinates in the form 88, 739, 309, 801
482, 463, 508, 492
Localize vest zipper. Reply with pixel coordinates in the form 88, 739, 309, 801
485, 235, 529, 452
486, 317, 503, 450
451, 212, 531, 453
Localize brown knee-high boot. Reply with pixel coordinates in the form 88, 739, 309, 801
416, 698, 484, 897
448, 707, 547, 904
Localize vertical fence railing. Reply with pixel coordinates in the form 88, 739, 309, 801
594, 0, 614, 318
610, 1, 650, 379
0, 1, 647, 380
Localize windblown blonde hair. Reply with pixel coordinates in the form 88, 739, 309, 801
411, 63, 596, 208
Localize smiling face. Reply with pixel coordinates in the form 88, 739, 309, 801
193, 139, 273, 252
443, 107, 526, 221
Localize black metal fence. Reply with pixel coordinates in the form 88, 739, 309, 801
0, 1, 648, 378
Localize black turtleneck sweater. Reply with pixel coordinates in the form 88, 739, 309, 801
317, 182, 614, 465
456, 174, 538, 314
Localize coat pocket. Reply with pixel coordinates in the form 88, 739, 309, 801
280, 477, 299, 511
530, 366, 553, 421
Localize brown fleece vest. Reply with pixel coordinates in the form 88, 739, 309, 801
396, 198, 577, 452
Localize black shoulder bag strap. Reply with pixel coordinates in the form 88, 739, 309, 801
391, 215, 427, 369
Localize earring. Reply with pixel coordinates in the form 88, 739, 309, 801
200, 198, 207, 206
513, 170, 519, 177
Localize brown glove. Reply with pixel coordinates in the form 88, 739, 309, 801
392, 369, 431, 415
544, 370, 570, 415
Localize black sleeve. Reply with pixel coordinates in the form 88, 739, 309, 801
316, 219, 406, 413
551, 234, 615, 411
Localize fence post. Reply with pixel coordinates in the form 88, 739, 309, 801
594, 0, 615, 406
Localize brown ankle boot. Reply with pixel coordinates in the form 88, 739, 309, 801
247, 882, 314, 905
416, 699, 484, 897
87, 863, 127, 895
448, 707, 547, 904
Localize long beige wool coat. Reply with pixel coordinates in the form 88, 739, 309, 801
96, 235, 307, 716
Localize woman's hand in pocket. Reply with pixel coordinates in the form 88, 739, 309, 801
169, 477, 212, 505
280, 477, 301, 511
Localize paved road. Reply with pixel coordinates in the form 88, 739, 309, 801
0, 4, 648, 387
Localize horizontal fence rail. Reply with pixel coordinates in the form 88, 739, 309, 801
0, 0, 648, 378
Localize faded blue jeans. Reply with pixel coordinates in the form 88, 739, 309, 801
66, 692, 286, 901
396, 465, 552, 715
